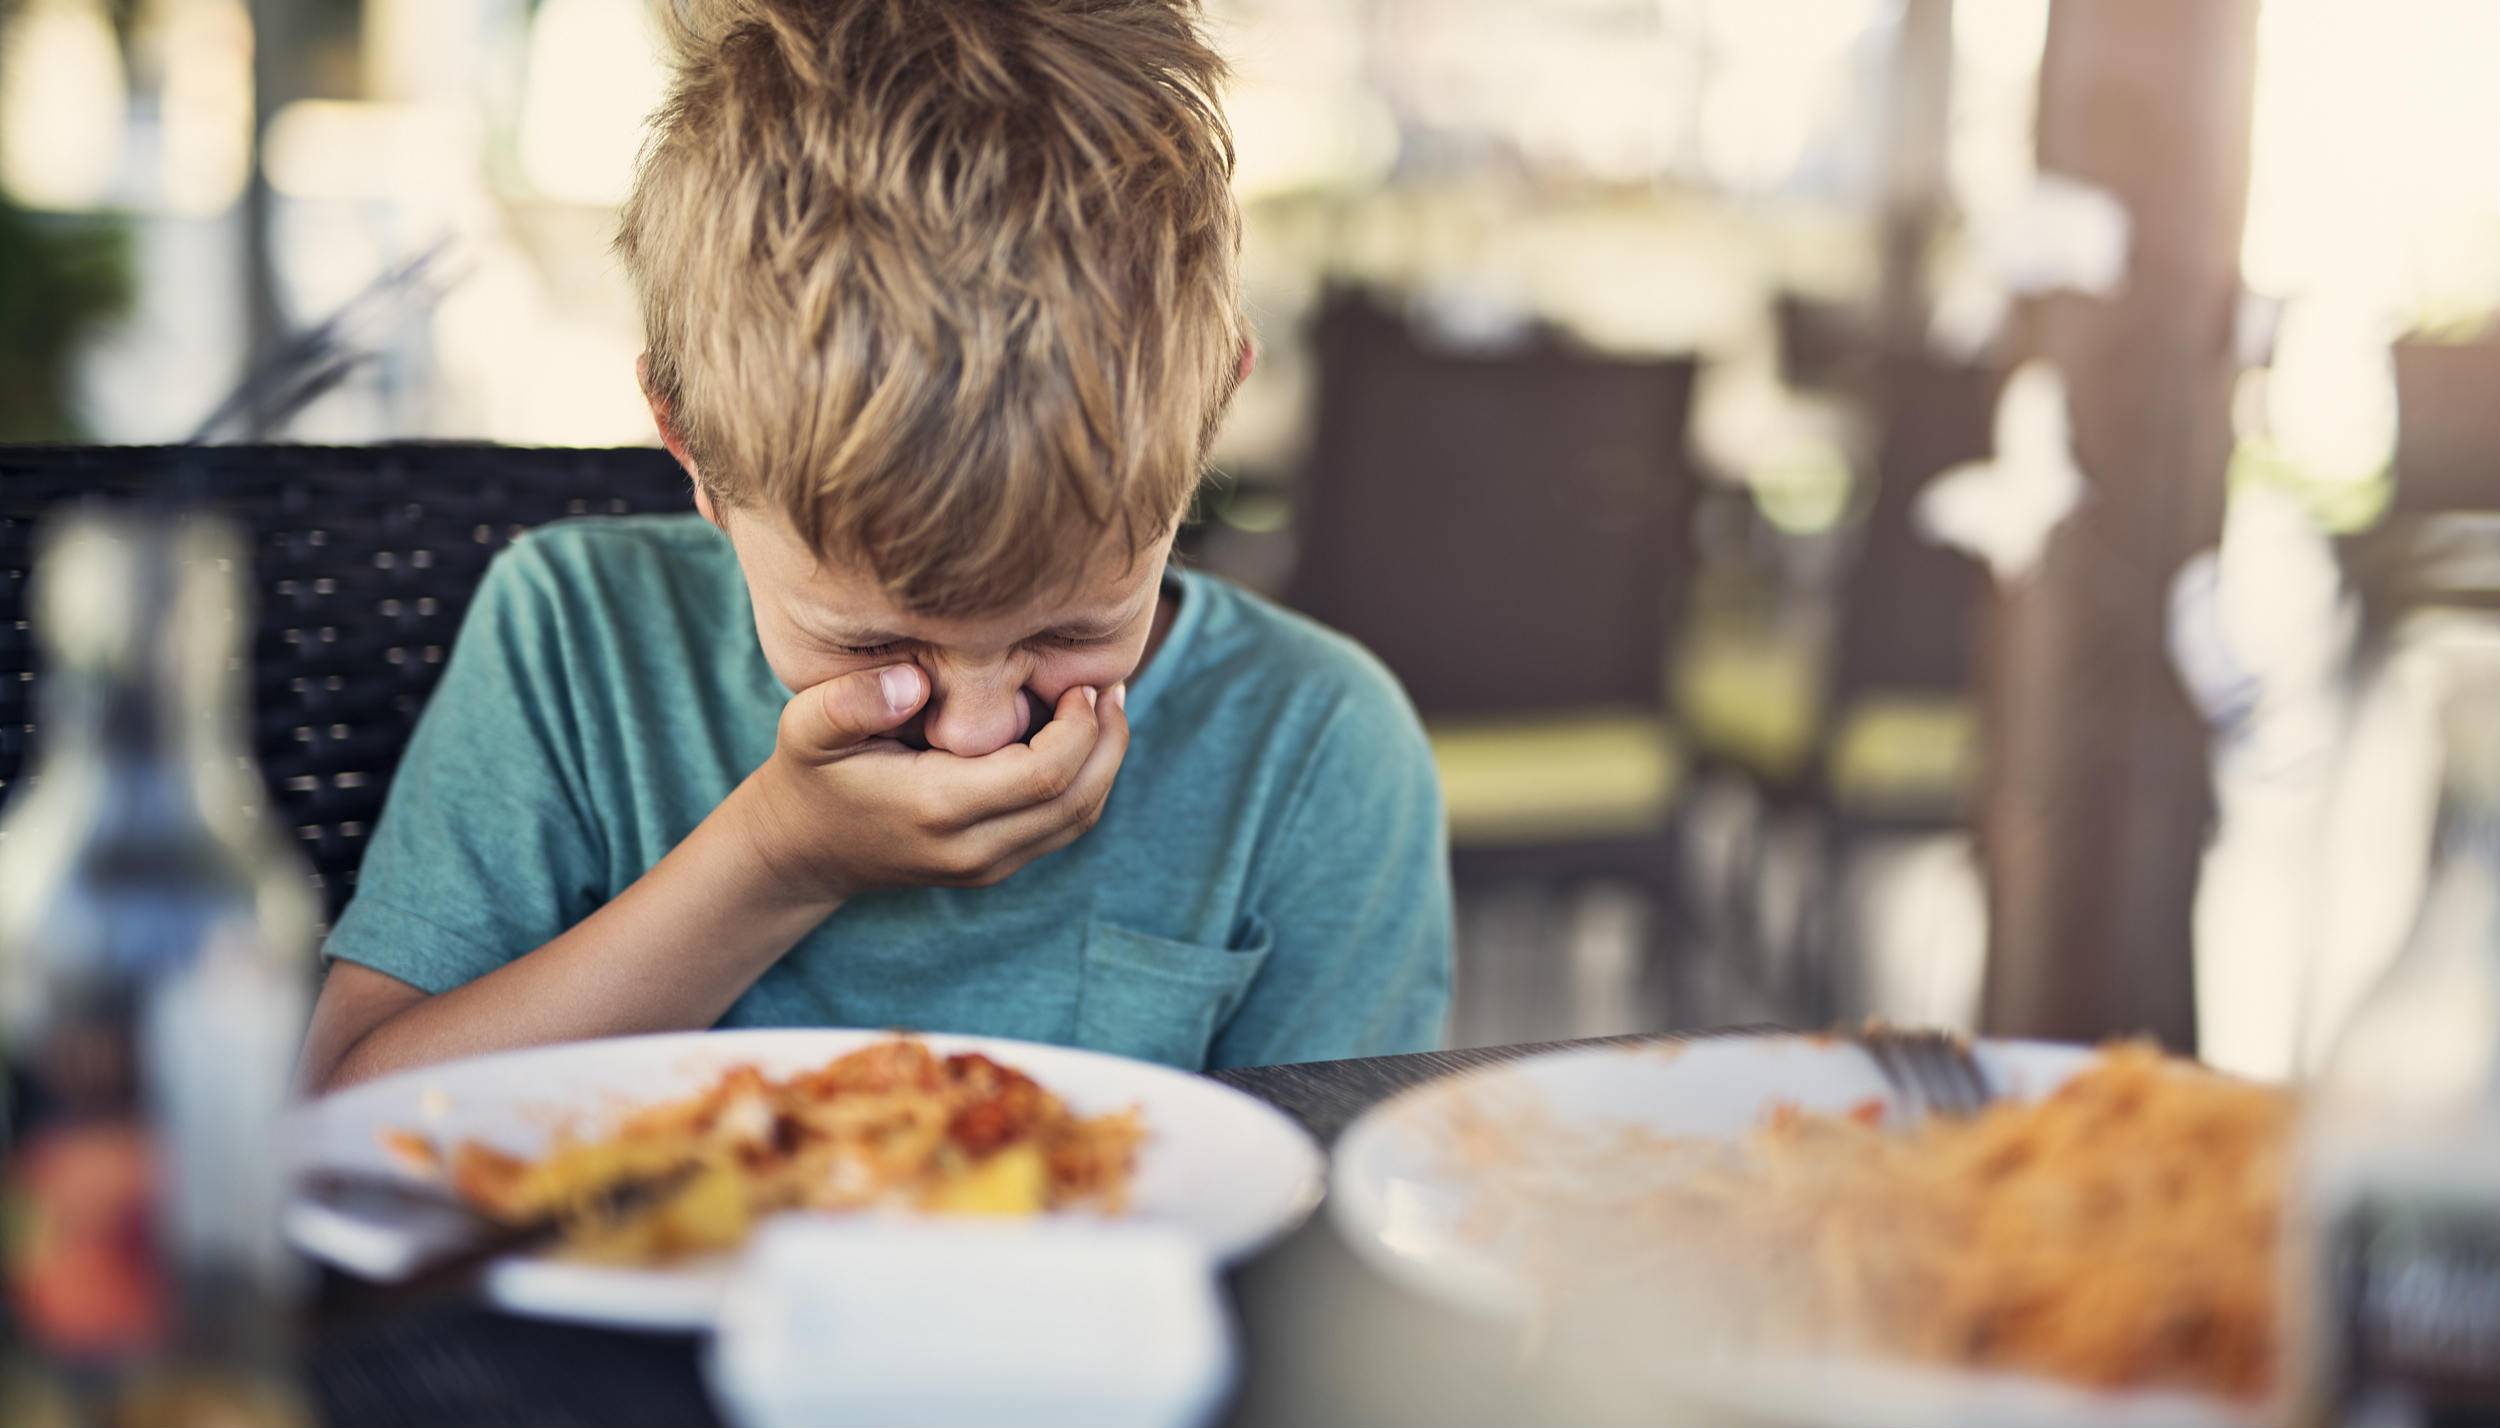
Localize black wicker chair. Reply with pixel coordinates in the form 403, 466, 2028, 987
1285, 290, 1703, 1042
0, 444, 695, 925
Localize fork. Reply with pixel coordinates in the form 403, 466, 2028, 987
292, 1164, 695, 1289
1854, 1025, 1994, 1123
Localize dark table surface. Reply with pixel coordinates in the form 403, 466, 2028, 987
308, 1032, 1709, 1428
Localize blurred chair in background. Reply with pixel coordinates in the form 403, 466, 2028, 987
1677, 351, 2000, 1032
2345, 336, 2500, 686
0, 445, 692, 926
1287, 289, 1701, 1047
2389, 335, 2500, 520
1806, 354, 2001, 1026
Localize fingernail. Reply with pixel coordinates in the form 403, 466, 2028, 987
1082, 685, 1099, 711
1109, 683, 1127, 712
880, 665, 921, 712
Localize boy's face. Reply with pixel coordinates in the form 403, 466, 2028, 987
701, 489, 1175, 759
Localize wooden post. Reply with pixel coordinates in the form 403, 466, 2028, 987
1977, 0, 2259, 1047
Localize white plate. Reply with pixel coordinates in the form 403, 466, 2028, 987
1330, 1035, 2266, 1428
285, 1028, 1324, 1330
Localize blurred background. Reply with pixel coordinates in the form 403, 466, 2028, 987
3, 0, 2497, 1072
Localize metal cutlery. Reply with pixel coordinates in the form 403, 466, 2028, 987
1853, 1024, 1994, 1123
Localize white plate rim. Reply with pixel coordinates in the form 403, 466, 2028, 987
287, 1027, 1325, 1330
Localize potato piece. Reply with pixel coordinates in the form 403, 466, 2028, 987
448, 1142, 535, 1221
650, 1159, 756, 1255
920, 1142, 1045, 1216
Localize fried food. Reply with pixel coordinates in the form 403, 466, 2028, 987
415, 1038, 1145, 1262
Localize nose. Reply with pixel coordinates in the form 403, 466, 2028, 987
920, 674, 1035, 758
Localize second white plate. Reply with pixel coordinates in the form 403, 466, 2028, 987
1329, 1034, 2263, 1428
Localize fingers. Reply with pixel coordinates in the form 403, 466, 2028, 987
1023, 682, 1105, 775
779, 664, 926, 757
914, 684, 1102, 824
1060, 680, 1129, 824
956, 681, 1130, 869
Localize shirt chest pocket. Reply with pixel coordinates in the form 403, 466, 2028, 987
1074, 917, 1273, 1071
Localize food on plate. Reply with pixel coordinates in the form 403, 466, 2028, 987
1438, 1041, 2291, 1400
402, 1038, 1145, 1262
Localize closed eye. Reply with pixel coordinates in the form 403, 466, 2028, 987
835, 641, 905, 657
1031, 632, 1121, 650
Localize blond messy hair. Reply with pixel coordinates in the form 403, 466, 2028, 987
620, 0, 1245, 615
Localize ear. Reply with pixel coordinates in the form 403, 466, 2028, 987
1237, 338, 1255, 386
638, 352, 702, 477
640, 353, 721, 526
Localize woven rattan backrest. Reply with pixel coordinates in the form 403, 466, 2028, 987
0, 444, 692, 924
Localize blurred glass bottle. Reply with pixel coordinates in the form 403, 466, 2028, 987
0, 511, 319, 1427
2292, 609, 2500, 1428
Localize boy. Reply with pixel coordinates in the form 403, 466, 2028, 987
298, 0, 1450, 1088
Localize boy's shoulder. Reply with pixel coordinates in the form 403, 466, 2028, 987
1164, 568, 1427, 750
462, 513, 749, 679
502, 510, 729, 578
484, 512, 740, 615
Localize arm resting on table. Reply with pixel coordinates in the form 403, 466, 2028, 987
297, 773, 837, 1094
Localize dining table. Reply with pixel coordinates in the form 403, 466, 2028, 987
307, 1029, 1750, 1428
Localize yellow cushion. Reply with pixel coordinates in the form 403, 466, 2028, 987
1428, 711, 1683, 846
1672, 631, 1823, 782
1826, 694, 1976, 816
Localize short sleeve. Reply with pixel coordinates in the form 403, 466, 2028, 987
1208, 673, 1454, 1069
321, 538, 610, 993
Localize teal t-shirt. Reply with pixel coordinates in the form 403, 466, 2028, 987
323, 514, 1452, 1071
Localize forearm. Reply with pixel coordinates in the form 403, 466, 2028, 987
322, 776, 834, 1088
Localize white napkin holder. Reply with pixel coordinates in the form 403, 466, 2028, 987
706, 1215, 1235, 1428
